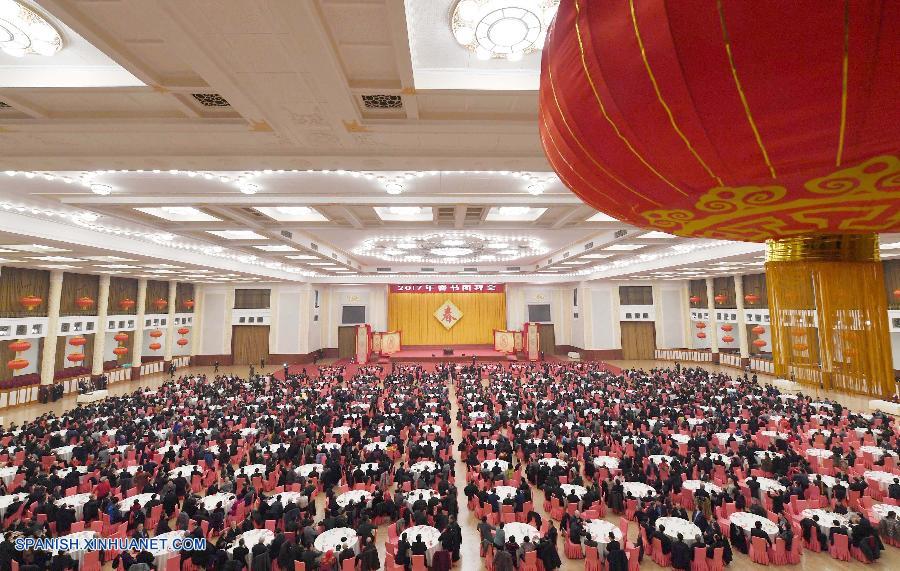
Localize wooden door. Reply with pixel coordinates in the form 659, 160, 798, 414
620, 321, 656, 360
232, 325, 270, 365
537, 323, 556, 356
338, 326, 357, 359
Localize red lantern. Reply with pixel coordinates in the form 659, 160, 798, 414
118, 298, 136, 311
114, 332, 129, 343
713, 294, 727, 304
791, 328, 806, 338
153, 298, 168, 311
66, 353, 85, 363
113, 347, 128, 356
696, 332, 707, 339
752, 339, 768, 348
893, 289, 900, 299
695, 322, 707, 329
183, 299, 195, 309
149, 330, 163, 338
68, 336, 87, 347
751, 325, 766, 335
7, 358, 28, 370
177, 327, 190, 335
539, 3, 900, 241
8, 339, 31, 353
75, 296, 94, 310
149, 342, 161, 351
744, 294, 760, 305
793, 343, 808, 351
689, 295, 701, 304
722, 335, 735, 343
176, 338, 188, 346
720, 324, 733, 332
19, 295, 42, 311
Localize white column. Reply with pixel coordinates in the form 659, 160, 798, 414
163, 280, 177, 361
705, 278, 720, 356
131, 279, 147, 369
683, 281, 695, 349
91, 275, 111, 376
733, 274, 750, 360
223, 287, 235, 354
190, 284, 203, 357
297, 283, 312, 355
40, 271, 64, 385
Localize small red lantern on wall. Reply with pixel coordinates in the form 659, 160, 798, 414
689, 295, 701, 304
722, 335, 735, 343
7, 358, 29, 370
176, 338, 188, 346
118, 298, 136, 311
721, 324, 733, 332
153, 298, 168, 311
713, 294, 727, 304
695, 322, 707, 329
791, 328, 806, 338
113, 347, 128, 356
67, 353, 85, 363
177, 327, 190, 335
751, 325, 766, 335
149, 330, 163, 338
183, 299, 195, 309
149, 342, 161, 351
8, 339, 31, 353
696, 332, 707, 339
744, 294, 760, 304
893, 289, 900, 299
752, 339, 768, 348
793, 343, 809, 351
75, 296, 94, 310
69, 336, 87, 347
114, 332, 129, 343
19, 295, 42, 311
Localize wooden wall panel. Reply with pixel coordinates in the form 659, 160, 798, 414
689, 279, 707, 308
55, 334, 94, 371
108, 277, 138, 315
176, 283, 195, 313
741, 273, 768, 308
712, 276, 737, 309
59, 273, 100, 316
884, 260, 900, 310
621, 322, 656, 359
234, 289, 271, 309
231, 325, 269, 365
537, 323, 556, 356
0, 267, 50, 317
145, 280, 169, 313
0, 338, 16, 383
338, 326, 357, 359
618, 286, 653, 305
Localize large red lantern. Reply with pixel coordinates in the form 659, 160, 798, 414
752, 339, 768, 348
153, 298, 168, 311
67, 353, 85, 363
722, 335, 735, 343
118, 298, 136, 311
793, 343, 809, 351
744, 294, 760, 305
689, 295, 700, 304
19, 295, 42, 311
149, 342, 161, 351
893, 289, 900, 300
176, 338, 188, 346
69, 336, 87, 347
149, 330, 163, 338
75, 296, 94, 310
7, 358, 28, 370
177, 327, 190, 335
8, 339, 30, 353
720, 324, 733, 333
695, 322, 706, 329
696, 332, 706, 339
113, 347, 128, 356
713, 294, 727, 305
114, 332, 129, 343
751, 325, 766, 335
183, 299, 195, 309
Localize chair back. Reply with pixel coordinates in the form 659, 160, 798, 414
411, 554, 427, 571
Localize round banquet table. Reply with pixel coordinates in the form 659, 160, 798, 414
481, 459, 509, 473
273, 491, 305, 506
357, 462, 381, 474
814, 475, 849, 492
685, 418, 705, 426
729, 512, 778, 538
469, 411, 488, 419
410, 461, 438, 475
560, 484, 587, 500
478, 439, 498, 447
649, 455, 674, 465
56, 493, 92, 520
157, 444, 182, 455
593, 456, 620, 470
0, 493, 27, 518
801, 509, 850, 532
236, 464, 267, 478
682, 480, 722, 494
118, 492, 157, 512
169, 465, 199, 479
622, 482, 656, 499
52, 445, 75, 461
314, 527, 359, 554
332, 426, 351, 436
318, 442, 341, 452
527, 438, 549, 446
656, 517, 702, 544
0, 467, 18, 485
807, 429, 832, 438
364, 442, 388, 452
399, 525, 442, 564
517, 422, 534, 430
863, 470, 897, 490
809, 402, 833, 410
492, 486, 518, 501
259, 443, 287, 454
405, 489, 439, 508
669, 434, 690, 444
472, 423, 492, 431
760, 431, 790, 440
577, 437, 593, 446
229, 529, 275, 565
51, 530, 97, 566
118, 465, 141, 476
295, 464, 324, 478
538, 458, 567, 469
745, 477, 785, 495
713, 433, 743, 445
502, 522, 541, 543
871, 503, 899, 521
860, 446, 897, 460
754, 451, 784, 461
336, 490, 372, 508
198, 493, 236, 512
806, 448, 833, 459
583, 519, 623, 545
149, 530, 186, 570
703, 453, 731, 463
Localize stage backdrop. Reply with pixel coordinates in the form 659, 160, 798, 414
388, 284, 506, 345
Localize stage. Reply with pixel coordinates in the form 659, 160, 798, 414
381, 344, 516, 363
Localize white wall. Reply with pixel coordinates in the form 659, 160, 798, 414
199, 287, 228, 355
587, 284, 620, 350
10, 338, 40, 376
505, 284, 572, 345
323, 285, 387, 348
654, 282, 688, 349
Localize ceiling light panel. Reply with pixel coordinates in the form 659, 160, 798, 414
254, 207, 329, 222
485, 206, 547, 221
373, 206, 434, 222
135, 207, 221, 222
587, 212, 618, 222
602, 244, 646, 251
253, 245, 298, 252
0, 244, 68, 252
206, 230, 266, 240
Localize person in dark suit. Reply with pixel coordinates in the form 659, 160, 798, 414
750, 521, 772, 547
654, 525, 672, 554
231, 539, 249, 570
829, 519, 849, 544
670, 533, 692, 570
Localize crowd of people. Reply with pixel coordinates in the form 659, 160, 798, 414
0, 358, 895, 571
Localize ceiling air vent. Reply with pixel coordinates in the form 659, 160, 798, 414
464, 267, 477, 272
563, 252, 570, 258
436, 207, 455, 224
310, 243, 319, 251
192, 93, 231, 107
584, 242, 594, 250
280, 230, 293, 239
376, 267, 391, 272
464, 207, 485, 224
506, 266, 521, 272
420, 267, 435, 272
614, 229, 628, 238
361, 94, 402, 109
0, 101, 10, 108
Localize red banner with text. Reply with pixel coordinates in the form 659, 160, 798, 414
389, 283, 504, 293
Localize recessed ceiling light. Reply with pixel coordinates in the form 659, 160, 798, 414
135, 207, 221, 222
94, 264, 139, 269
90, 183, 112, 195
562, 261, 587, 265
37, 264, 79, 269
582, 253, 614, 259
145, 264, 183, 269
27, 256, 84, 262
602, 244, 646, 251
308, 262, 337, 266
638, 231, 676, 239
285, 254, 319, 260
587, 212, 618, 222
373, 206, 433, 221
207, 230, 266, 240
486, 206, 547, 221
84, 256, 138, 262
254, 245, 298, 252
254, 207, 328, 222
1, 244, 69, 253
